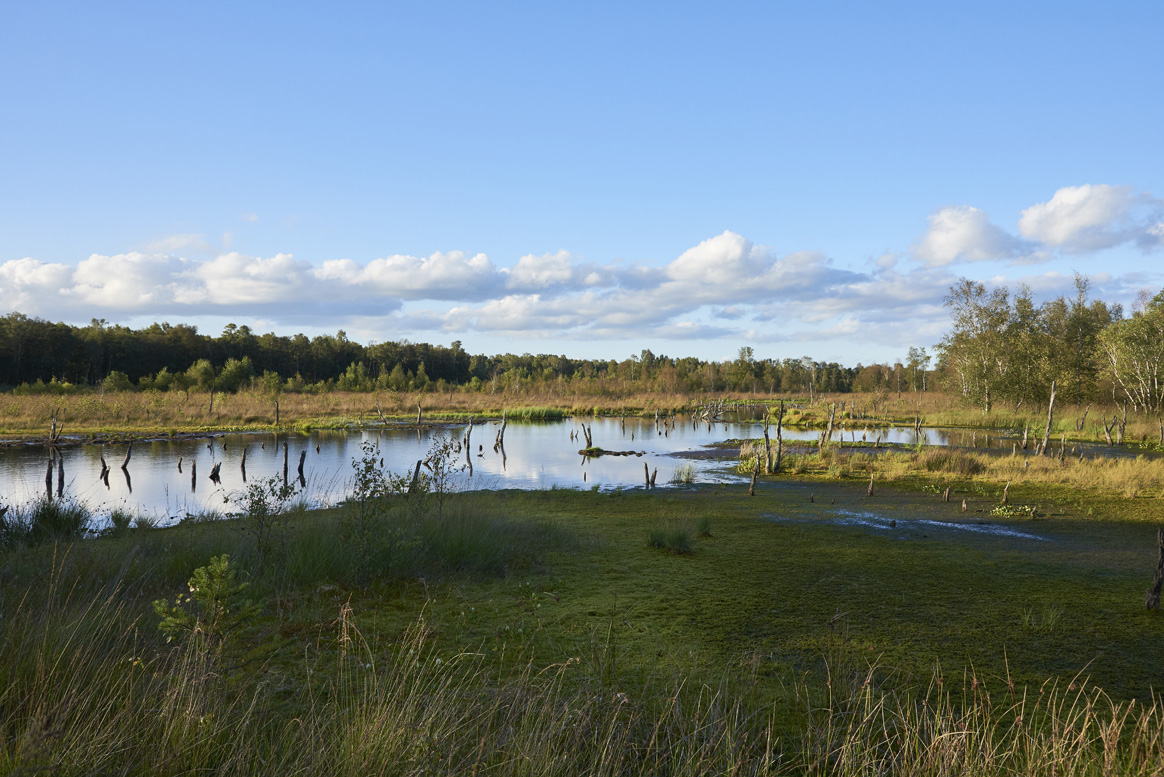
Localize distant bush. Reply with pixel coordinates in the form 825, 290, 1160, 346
102, 371, 135, 392
12, 378, 83, 396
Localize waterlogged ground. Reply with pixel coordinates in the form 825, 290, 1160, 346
307, 478, 1164, 703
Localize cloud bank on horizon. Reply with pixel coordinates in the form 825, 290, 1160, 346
3, 184, 1161, 361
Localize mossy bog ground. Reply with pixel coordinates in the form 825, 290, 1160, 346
309, 481, 1164, 703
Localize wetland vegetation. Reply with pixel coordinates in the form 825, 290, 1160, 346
4, 431, 1164, 774
8, 279, 1164, 772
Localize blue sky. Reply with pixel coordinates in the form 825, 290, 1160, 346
2, 1, 1162, 365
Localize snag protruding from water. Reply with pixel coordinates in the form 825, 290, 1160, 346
1039, 381, 1057, 457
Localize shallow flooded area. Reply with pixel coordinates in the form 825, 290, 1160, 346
0, 414, 1068, 520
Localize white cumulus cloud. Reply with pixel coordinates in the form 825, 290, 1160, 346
505, 250, 577, 290
1018, 184, 1159, 252
913, 205, 1024, 266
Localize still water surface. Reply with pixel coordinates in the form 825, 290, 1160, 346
0, 417, 978, 521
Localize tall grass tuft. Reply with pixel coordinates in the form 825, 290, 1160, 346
647, 525, 693, 554
916, 447, 986, 476
4, 497, 93, 546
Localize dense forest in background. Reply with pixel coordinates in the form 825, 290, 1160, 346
0, 315, 927, 397
3, 275, 1164, 410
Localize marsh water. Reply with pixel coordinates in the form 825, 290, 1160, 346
0, 415, 1017, 522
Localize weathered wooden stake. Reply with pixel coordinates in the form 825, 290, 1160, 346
942, 486, 950, 502
763, 415, 772, 475
748, 457, 759, 496
644, 461, 651, 489
866, 473, 874, 497
408, 459, 423, 495
282, 441, 289, 486
1001, 481, 1010, 506
774, 400, 785, 474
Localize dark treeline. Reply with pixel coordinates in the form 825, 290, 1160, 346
0, 313, 930, 397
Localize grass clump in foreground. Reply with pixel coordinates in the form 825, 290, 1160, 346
5, 462, 1164, 772
647, 524, 693, 554
0, 496, 91, 550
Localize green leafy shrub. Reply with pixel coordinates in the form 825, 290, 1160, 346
229, 476, 300, 566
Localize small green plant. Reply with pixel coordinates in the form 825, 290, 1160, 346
423, 434, 465, 519
133, 514, 159, 531
736, 456, 759, 475
669, 462, 698, 484
106, 509, 134, 537
153, 554, 260, 644
229, 476, 300, 566
1021, 604, 1063, 632
991, 504, 1037, 518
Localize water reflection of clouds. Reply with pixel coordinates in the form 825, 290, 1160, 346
0, 417, 984, 520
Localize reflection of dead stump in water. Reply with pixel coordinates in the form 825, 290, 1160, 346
209, 462, 221, 485
1147, 529, 1164, 610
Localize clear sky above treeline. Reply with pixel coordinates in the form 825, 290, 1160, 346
2, 1, 1161, 365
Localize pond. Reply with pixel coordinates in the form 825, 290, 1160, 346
0, 415, 1006, 522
